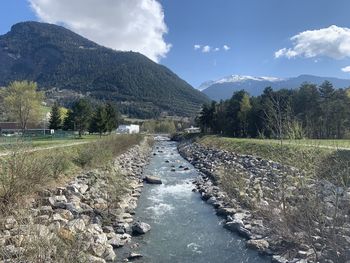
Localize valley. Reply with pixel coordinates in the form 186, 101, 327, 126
0, 1, 350, 262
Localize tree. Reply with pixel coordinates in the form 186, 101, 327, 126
226, 90, 246, 136
3, 81, 43, 134
105, 103, 119, 133
49, 102, 61, 130
262, 89, 293, 144
237, 93, 252, 137
198, 102, 215, 133
72, 99, 92, 137
319, 81, 335, 138
90, 105, 108, 137
62, 110, 74, 131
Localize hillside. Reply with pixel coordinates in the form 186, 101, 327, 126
201, 74, 350, 100
0, 21, 209, 118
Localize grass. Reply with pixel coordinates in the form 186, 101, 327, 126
0, 134, 143, 213
0, 134, 101, 151
197, 135, 337, 173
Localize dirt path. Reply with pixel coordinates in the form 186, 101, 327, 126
0, 140, 92, 157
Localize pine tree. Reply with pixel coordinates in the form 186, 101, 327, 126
105, 103, 119, 133
90, 105, 108, 137
62, 110, 74, 131
72, 99, 93, 137
49, 102, 61, 130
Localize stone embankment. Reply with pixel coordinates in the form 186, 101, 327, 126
178, 141, 350, 263
0, 139, 152, 262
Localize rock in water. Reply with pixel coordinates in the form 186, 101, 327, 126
246, 239, 269, 252
128, 252, 143, 260
144, 176, 162, 184
132, 222, 151, 235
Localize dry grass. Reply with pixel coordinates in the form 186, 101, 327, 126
0, 134, 143, 214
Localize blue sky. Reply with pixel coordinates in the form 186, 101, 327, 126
1, 0, 350, 87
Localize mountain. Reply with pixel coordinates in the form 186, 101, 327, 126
201, 74, 350, 101
0, 22, 209, 118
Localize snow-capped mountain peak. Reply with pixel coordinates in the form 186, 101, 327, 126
216, 75, 283, 84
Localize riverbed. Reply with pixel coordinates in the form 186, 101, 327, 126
118, 138, 269, 263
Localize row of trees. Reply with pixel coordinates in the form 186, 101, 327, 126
197, 81, 350, 139
49, 99, 120, 137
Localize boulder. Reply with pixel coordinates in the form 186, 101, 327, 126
48, 195, 68, 208
144, 176, 162, 184
91, 243, 106, 257
216, 207, 236, 217
132, 221, 151, 235
246, 239, 269, 252
272, 255, 289, 263
87, 255, 106, 263
103, 245, 116, 261
67, 219, 86, 233
4, 216, 18, 230
224, 219, 252, 239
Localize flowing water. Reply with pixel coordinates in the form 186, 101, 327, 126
118, 138, 269, 263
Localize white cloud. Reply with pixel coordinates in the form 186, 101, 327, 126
202, 45, 211, 53
28, 0, 171, 62
275, 25, 350, 59
342, 66, 350, 72
194, 44, 229, 53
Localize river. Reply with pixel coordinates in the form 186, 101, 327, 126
117, 138, 269, 263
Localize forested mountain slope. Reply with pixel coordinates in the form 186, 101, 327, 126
0, 21, 209, 118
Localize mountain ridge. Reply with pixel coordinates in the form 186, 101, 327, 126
200, 74, 350, 100
0, 21, 209, 118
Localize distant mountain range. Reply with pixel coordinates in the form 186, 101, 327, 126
0, 21, 209, 118
200, 74, 350, 101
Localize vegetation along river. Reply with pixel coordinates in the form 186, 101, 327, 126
118, 137, 269, 263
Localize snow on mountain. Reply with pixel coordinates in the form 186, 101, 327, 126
199, 74, 350, 101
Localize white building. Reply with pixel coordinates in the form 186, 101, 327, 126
116, 124, 140, 134
184, 126, 201, 134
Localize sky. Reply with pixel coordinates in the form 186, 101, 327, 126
1, 0, 350, 88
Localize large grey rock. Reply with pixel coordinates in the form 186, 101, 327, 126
87, 254, 106, 263
272, 255, 289, 263
48, 195, 68, 209
103, 244, 116, 261
91, 243, 106, 257
246, 239, 269, 252
132, 221, 151, 235
67, 219, 86, 233
216, 207, 236, 217
224, 219, 252, 239
4, 216, 18, 230
144, 176, 162, 184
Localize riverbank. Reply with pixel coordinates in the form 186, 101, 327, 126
178, 140, 350, 263
0, 137, 152, 262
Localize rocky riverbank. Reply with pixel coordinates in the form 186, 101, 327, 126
178, 141, 350, 263
0, 139, 152, 262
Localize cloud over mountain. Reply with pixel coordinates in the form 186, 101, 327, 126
275, 25, 350, 59
29, 0, 171, 62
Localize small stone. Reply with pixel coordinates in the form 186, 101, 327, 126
128, 252, 143, 260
